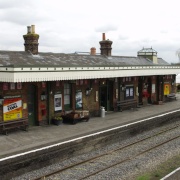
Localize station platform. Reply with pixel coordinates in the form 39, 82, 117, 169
0, 95, 180, 159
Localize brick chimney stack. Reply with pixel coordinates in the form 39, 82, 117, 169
99, 33, 113, 56
90, 47, 96, 55
23, 25, 39, 55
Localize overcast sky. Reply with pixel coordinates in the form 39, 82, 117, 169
1, 0, 180, 64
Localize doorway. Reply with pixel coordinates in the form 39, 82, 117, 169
138, 77, 143, 105
99, 81, 114, 111
28, 84, 37, 126
100, 86, 107, 110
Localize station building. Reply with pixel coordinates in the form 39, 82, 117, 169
0, 25, 179, 126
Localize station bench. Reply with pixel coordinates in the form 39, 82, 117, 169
117, 99, 138, 112
166, 93, 177, 102
0, 118, 28, 135
62, 110, 90, 124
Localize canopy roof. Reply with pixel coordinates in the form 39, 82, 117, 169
0, 51, 179, 82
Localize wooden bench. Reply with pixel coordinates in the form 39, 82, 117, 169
0, 118, 28, 135
62, 110, 90, 125
166, 93, 177, 102
117, 99, 138, 112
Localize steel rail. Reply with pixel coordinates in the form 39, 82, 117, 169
33, 123, 180, 180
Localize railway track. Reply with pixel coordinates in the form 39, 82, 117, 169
33, 123, 180, 180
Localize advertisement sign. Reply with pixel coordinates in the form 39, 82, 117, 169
76, 90, 82, 109
3, 98, 22, 121
164, 84, 170, 95
152, 84, 155, 93
54, 94, 62, 111
126, 88, 129, 97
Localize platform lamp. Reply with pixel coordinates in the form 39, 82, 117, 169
85, 80, 93, 96
120, 84, 126, 91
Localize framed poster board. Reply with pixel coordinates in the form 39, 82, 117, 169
164, 84, 170, 95
54, 94, 62, 111
152, 84, 155, 93
76, 90, 82, 109
3, 97, 22, 121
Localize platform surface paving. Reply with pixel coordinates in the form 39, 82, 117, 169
0, 94, 180, 158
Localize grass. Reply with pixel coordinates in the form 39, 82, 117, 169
136, 155, 180, 180
137, 174, 150, 180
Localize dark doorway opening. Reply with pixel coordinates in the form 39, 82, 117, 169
28, 84, 37, 126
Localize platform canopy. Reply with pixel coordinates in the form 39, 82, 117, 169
0, 51, 180, 82
0, 65, 179, 82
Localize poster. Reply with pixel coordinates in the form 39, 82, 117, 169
76, 90, 82, 109
126, 88, 129, 97
164, 84, 170, 95
130, 88, 134, 96
152, 84, 155, 93
54, 94, 62, 111
3, 97, 22, 121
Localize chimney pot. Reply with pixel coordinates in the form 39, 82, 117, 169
102, 33, 106, 40
27, 26, 31, 34
90, 47, 96, 55
31, 25, 35, 34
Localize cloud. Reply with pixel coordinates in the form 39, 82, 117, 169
95, 24, 118, 32
117, 35, 129, 41
0, 1, 34, 9
0, 0, 180, 65
160, 30, 168, 34
0, 9, 52, 26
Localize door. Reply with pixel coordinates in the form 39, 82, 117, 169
100, 81, 114, 111
108, 81, 114, 111
28, 84, 37, 126
100, 86, 107, 110
138, 77, 143, 105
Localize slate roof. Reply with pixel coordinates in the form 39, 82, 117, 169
0, 50, 169, 67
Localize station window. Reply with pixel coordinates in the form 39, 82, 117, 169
125, 86, 134, 100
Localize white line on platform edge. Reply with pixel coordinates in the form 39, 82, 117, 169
0, 109, 180, 162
